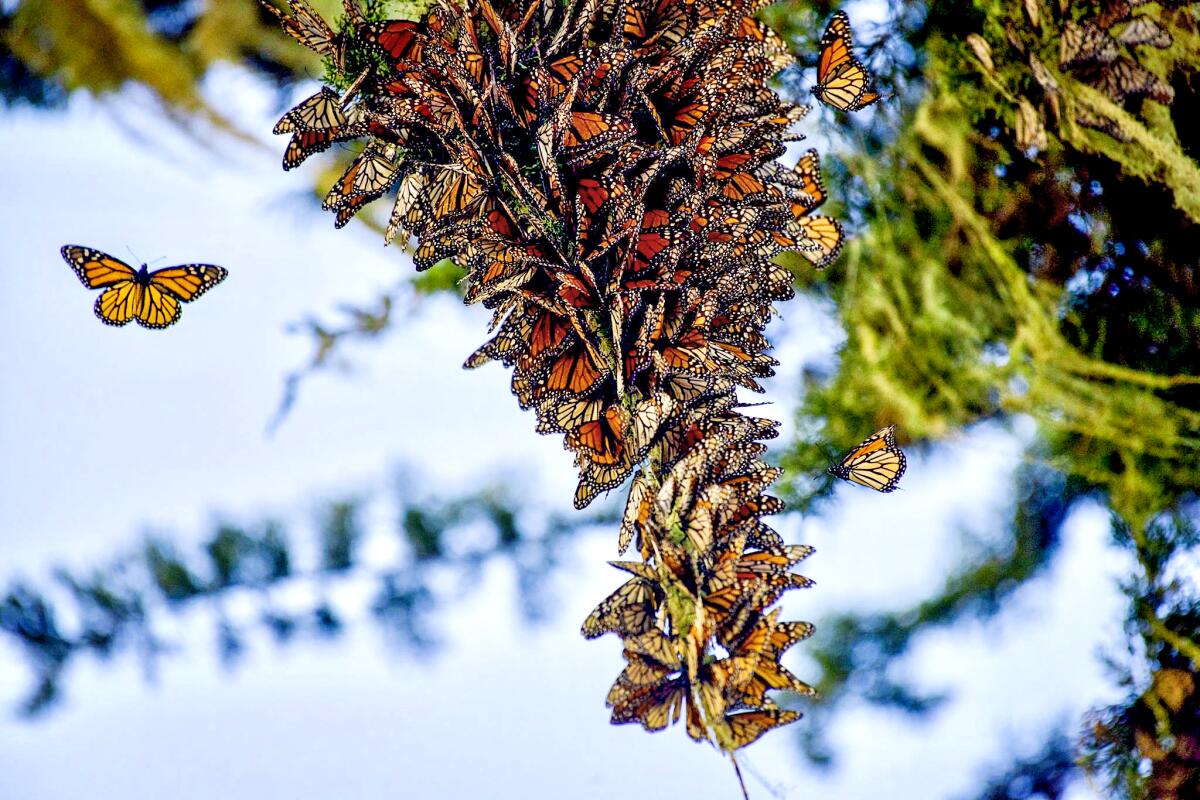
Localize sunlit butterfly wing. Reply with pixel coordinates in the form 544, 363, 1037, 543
61, 245, 137, 288
812, 11, 879, 112
273, 87, 346, 134
827, 424, 906, 492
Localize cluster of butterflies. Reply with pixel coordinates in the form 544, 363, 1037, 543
583, 418, 817, 750
263, 0, 898, 751
1056, 5, 1186, 140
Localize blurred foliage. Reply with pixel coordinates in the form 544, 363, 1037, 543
796, 462, 1087, 765
3, 0, 1200, 796
1081, 510, 1200, 799
966, 728, 1078, 800
0, 0, 312, 130
764, 1, 1200, 796
0, 479, 613, 716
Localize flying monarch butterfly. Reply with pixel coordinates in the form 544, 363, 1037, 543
828, 424, 907, 492
791, 214, 844, 268
61, 246, 227, 329
812, 11, 880, 112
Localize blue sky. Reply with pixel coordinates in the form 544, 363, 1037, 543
0, 65, 1129, 799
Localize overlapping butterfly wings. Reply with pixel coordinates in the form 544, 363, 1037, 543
1054, 9, 1177, 141
583, 427, 817, 746
264, 0, 843, 509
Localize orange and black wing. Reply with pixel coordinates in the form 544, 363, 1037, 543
62, 245, 143, 327
147, 264, 228, 302
815, 11, 855, 84
828, 424, 907, 492
61, 245, 137, 289
133, 263, 226, 329
812, 11, 880, 112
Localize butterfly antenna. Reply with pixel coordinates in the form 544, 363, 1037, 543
731, 754, 751, 800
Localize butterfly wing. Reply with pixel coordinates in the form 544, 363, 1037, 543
262, 0, 341, 62
94, 281, 144, 327
273, 87, 346, 134
724, 709, 803, 749
815, 11, 855, 83
135, 264, 227, 329
134, 284, 182, 329
61, 245, 137, 288
813, 12, 879, 112
828, 425, 907, 492
815, 59, 871, 111
147, 264, 228, 301
791, 215, 844, 268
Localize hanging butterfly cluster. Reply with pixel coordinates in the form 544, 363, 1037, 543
979, 0, 1196, 148
1056, 2, 1186, 141
265, 0, 842, 752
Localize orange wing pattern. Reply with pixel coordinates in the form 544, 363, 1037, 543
812, 11, 880, 112
828, 424, 907, 492
61, 246, 226, 330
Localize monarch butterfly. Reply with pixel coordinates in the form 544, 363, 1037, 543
544, 344, 606, 397
273, 87, 346, 134
783, 148, 827, 213
812, 11, 880, 112
1090, 57, 1174, 104
791, 214, 844, 268
724, 709, 802, 749
1058, 21, 1119, 68
1114, 17, 1172, 49
323, 144, 400, 212
281, 106, 366, 170
828, 424, 907, 492
581, 576, 662, 639
61, 246, 227, 329
361, 19, 425, 63
562, 112, 633, 151
261, 0, 345, 68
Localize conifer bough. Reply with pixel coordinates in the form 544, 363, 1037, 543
266, 0, 841, 760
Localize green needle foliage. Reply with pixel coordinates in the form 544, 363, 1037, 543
0, 481, 610, 716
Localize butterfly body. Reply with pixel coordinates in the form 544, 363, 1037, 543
60, 246, 227, 330
828, 424, 906, 492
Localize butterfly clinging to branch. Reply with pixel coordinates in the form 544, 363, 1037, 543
61, 246, 228, 330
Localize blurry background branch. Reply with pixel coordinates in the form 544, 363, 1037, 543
1, 477, 615, 717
